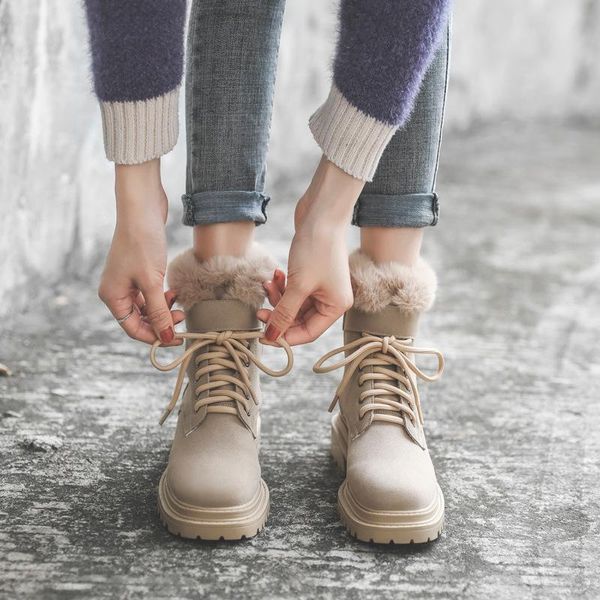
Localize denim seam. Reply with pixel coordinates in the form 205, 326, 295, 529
185, 0, 201, 195
431, 192, 439, 226
431, 22, 451, 191
260, 196, 270, 223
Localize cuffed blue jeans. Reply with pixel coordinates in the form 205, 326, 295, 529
183, 0, 450, 229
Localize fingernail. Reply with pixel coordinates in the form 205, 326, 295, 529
160, 327, 174, 344
274, 269, 284, 281
265, 324, 281, 342
168, 297, 176, 309
263, 280, 272, 289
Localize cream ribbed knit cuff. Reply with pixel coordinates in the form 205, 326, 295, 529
99, 88, 180, 164
309, 84, 397, 182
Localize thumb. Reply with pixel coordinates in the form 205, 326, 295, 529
265, 286, 307, 342
142, 284, 175, 344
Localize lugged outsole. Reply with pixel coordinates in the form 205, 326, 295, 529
339, 512, 444, 545
157, 471, 270, 541
158, 506, 269, 541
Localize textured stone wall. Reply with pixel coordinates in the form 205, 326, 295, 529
0, 0, 599, 312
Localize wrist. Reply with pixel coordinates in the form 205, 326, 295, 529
305, 156, 365, 202
114, 159, 166, 221
297, 156, 365, 227
115, 159, 162, 198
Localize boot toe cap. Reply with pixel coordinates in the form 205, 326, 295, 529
345, 437, 439, 513
166, 456, 261, 509
346, 465, 438, 513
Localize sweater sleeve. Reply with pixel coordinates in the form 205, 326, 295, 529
309, 0, 451, 181
84, 0, 187, 164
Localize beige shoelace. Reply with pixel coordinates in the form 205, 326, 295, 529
151, 331, 293, 425
313, 334, 444, 427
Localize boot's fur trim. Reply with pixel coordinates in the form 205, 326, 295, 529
349, 249, 437, 313
167, 245, 276, 310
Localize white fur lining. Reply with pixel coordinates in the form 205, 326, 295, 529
167, 245, 276, 310
349, 249, 437, 313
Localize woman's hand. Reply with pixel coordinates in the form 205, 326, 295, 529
257, 157, 365, 345
98, 160, 184, 345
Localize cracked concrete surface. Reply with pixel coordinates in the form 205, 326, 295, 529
1, 123, 599, 599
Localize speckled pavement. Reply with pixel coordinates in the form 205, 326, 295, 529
1, 123, 599, 599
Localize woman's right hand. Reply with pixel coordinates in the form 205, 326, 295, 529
98, 159, 184, 345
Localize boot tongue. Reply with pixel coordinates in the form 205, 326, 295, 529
343, 306, 419, 338
344, 306, 423, 445
185, 299, 260, 411
186, 299, 259, 332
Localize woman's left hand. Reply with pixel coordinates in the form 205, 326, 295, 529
257, 157, 365, 345
258, 219, 353, 345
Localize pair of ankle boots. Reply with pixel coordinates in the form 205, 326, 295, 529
150, 246, 445, 544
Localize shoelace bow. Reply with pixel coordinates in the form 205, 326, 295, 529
313, 334, 444, 427
150, 331, 293, 425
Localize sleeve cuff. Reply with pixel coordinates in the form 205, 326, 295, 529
99, 88, 180, 164
308, 84, 397, 181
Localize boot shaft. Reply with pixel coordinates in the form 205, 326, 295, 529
333, 250, 440, 444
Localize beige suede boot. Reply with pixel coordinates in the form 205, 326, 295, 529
314, 250, 445, 544
150, 247, 293, 540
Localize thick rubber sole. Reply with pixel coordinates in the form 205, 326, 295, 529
157, 470, 270, 541
331, 413, 445, 544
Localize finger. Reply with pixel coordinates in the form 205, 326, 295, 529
137, 290, 177, 322
263, 269, 287, 308
297, 296, 314, 320
132, 291, 146, 314
141, 283, 176, 344
267, 280, 315, 317
165, 289, 177, 309
283, 306, 344, 346
271, 271, 316, 318
257, 309, 279, 346
257, 308, 272, 324
120, 313, 159, 344
265, 287, 307, 342
171, 309, 186, 325
271, 271, 316, 317
273, 268, 286, 294
257, 299, 313, 325
104, 295, 158, 344
263, 280, 283, 308
258, 307, 302, 328
143, 307, 185, 344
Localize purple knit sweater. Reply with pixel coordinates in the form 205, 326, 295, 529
85, 0, 450, 179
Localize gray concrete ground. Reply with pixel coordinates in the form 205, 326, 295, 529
1, 123, 599, 599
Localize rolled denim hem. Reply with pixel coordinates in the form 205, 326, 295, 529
182, 191, 269, 226
351, 192, 439, 228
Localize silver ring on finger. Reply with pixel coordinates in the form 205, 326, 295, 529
116, 305, 135, 324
